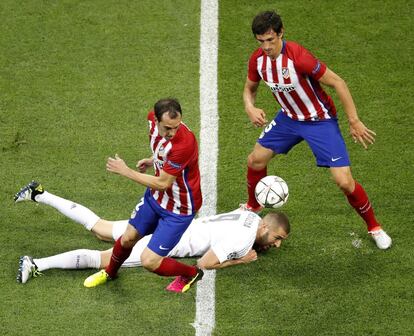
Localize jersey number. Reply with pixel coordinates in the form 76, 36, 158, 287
259, 120, 276, 139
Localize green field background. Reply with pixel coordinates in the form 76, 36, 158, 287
1, 1, 413, 335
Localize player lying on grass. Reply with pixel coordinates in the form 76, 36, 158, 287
14, 181, 290, 292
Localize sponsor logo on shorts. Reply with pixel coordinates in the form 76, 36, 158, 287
159, 245, 169, 250
331, 157, 342, 162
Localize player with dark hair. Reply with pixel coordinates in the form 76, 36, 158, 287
15, 182, 289, 292
153, 98, 182, 122
242, 10, 391, 249
78, 98, 204, 291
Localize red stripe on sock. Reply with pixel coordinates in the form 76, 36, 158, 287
346, 181, 380, 231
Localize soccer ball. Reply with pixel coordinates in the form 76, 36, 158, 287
255, 175, 289, 208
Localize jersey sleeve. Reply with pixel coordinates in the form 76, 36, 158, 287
147, 110, 155, 121
208, 211, 258, 263
212, 236, 251, 263
293, 43, 327, 80
147, 110, 156, 134
247, 49, 262, 82
162, 136, 197, 176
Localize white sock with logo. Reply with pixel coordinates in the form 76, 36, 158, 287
34, 249, 101, 271
34, 191, 100, 231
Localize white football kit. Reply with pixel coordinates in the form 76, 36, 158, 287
112, 210, 260, 267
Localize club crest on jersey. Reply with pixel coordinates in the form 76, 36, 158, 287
158, 145, 165, 156
282, 67, 290, 79
227, 252, 238, 260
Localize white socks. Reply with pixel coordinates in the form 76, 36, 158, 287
35, 191, 100, 230
34, 249, 101, 271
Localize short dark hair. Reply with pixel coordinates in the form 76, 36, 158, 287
265, 211, 290, 234
252, 10, 283, 36
154, 98, 182, 122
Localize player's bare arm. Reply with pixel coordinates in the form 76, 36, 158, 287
136, 157, 154, 173
106, 154, 176, 191
197, 248, 258, 270
243, 77, 268, 127
319, 68, 376, 149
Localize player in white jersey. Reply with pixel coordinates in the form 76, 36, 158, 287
15, 181, 290, 290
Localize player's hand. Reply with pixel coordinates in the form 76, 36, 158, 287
107, 154, 129, 176
349, 119, 376, 149
240, 249, 258, 263
246, 106, 268, 127
136, 158, 153, 173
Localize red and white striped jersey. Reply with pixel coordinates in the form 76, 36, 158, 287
248, 41, 336, 121
147, 111, 202, 215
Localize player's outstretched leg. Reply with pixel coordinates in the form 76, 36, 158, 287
14, 181, 44, 203
17, 256, 42, 284
14, 181, 100, 231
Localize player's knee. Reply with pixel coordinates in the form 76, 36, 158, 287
120, 226, 140, 248
247, 152, 267, 170
335, 177, 355, 194
141, 256, 159, 272
94, 233, 108, 242
121, 235, 138, 249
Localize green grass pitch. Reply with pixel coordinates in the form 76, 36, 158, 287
1, 1, 413, 335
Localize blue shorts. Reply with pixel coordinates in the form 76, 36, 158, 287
129, 189, 195, 257
258, 111, 351, 167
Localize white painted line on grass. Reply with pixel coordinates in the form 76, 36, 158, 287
192, 0, 219, 335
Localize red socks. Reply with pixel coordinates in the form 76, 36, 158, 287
346, 181, 380, 232
105, 237, 133, 278
153, 257, 197, 278
247, 166, 267, 208
105, 240, 197, 279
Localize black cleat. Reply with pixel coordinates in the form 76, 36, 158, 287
14, 181, 44, 203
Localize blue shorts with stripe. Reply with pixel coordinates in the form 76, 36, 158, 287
258, 111, 351, 167
129, 189, 195, 257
